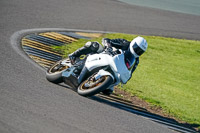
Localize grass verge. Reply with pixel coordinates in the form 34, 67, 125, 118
53, 33, 200, 130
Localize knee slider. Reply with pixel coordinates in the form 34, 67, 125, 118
84, 41, 92, 48
84, 41, 103, 53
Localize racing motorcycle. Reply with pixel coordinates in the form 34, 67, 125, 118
46, 47, 135, 96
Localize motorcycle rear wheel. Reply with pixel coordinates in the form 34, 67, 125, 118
77, 75, 113, 97
46, 58, 70, 84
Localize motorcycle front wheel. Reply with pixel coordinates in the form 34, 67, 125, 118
77, 75, 113, 97
46, 58, 70, 84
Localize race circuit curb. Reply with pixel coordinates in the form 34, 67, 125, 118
10, 28, 113, 71
20, 30, 104, 69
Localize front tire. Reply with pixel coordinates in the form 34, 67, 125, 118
77, 75, 113, 97
46, 58, 70, 84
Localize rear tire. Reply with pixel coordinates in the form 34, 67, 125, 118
46, 58, 70, 84
77, 75, 113, 97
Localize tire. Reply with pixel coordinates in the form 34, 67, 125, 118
77, 75, 113, 97
46, 59, 70, 84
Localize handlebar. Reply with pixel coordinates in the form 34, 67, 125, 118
104, 46, 121, 56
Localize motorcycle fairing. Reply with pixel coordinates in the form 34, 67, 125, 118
85, 53, 132, 84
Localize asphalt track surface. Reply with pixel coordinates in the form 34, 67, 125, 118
0, 0, 200, 133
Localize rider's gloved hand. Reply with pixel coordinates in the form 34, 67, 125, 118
107, 47, 113, 52
102, 38, 111, 48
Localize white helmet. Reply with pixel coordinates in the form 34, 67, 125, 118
124, 36, 148, 70
129, 36, 148, 58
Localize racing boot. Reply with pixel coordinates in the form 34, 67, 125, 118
68, 53, 76, 65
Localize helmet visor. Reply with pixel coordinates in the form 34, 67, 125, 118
124, 50, 135, 70
133, 42, 145, 56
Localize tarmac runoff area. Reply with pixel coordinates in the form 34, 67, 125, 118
10, 28, 197, 133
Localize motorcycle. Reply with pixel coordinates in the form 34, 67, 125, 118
46, 47, 135, 96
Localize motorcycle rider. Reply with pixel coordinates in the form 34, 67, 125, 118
68, 36, 148, 95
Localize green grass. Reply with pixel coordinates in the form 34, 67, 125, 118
53, 33, 200, 129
